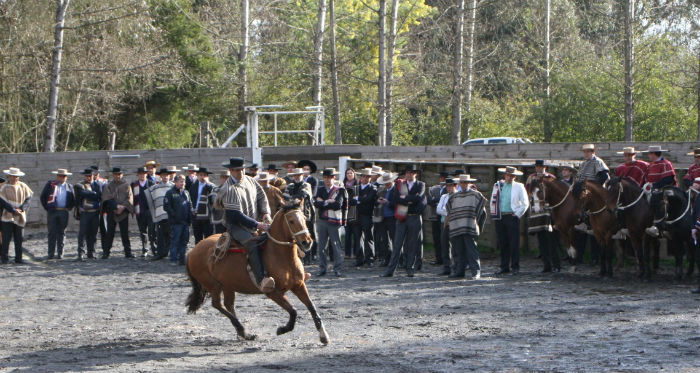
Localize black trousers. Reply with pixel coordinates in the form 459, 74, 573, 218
441, 224, 453, 273
537, 230, 561, 270
47, 210, 69, 257
104, 215, 131, 257
192, 219, 213, 244
136, 210, 156, 254
78, 211, 99, 256
156, 220, 171, 258
374, 217, 396, 264
495, 214, 521, 272
356, 215, 375, 264
431, 219, 443, 263
345, 222, 361, 258
1, 222, 23, 263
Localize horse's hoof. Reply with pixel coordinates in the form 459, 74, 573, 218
276, 326, 290, 336
238, 333, 257, 341
320, 335, 329, 345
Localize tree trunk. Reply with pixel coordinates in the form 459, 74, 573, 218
329, 0, 342, 144
451, 0, 465, 145
44, 0, 71, 153
377, 0, 387, 146
237, 0, 249, 146
463, 0, 477, 141
623, 0, 635, 141
386, 0, 400, 146
311, 0, 327, 145
697, 48, 700, 141
543, 0, 552, 142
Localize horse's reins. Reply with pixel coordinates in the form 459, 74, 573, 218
541, 181, 572, 210
266, 209, 310, 247
615, 181, 646, 211
663, 189, 691, 225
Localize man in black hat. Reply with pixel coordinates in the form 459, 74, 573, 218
246, 163, 260, 178
74, 169, 101, 260
314, 168, 348, 276
101, 167, 135, 259
190, 166, 215, 244
216, 157, 274, 293
132, 167, 156, 257
352, 168, 377, 267
382, 165, 426, 277
266, 164, 287, 191
40, 168, 76, 259
427, 171, 449, 265
298, 160, 319, 261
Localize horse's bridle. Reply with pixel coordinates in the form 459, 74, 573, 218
614, 180, 646, 211
659, 189, 691, 225
267, 209, 310, 247
539, 179, 572, 210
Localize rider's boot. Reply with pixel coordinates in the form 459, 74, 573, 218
247, 244, 275, 293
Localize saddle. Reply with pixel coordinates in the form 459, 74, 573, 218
212, 232, 268, 262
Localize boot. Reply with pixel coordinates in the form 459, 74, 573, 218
247, 246, 275, 293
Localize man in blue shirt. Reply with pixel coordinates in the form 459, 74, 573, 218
40, 168, 75, 260
164, 175, 192, 265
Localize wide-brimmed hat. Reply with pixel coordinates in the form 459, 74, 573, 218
616, 146, 639, 155
3, 167, 25, 177
444, 177, 457, 185
458, 174, 478, 182
80, 168, 93, 176
321, 168, 339, 177
218, 169, 231, 178
221, 157, 250, 169
404, 164, 421, 173
248, 163, 259, 170
90, 165, 103, 174
686, 148, 700, 156
267, 164, 281, 171
51, 168, 72, 176
110, 167, 124, 174
376, 172, 398, 184
143, 160, 160, 168
297, 160, 317, 174
358, 168, 374, 176
255, 172, 275, 181
182, 164, 198, 171
439, 171, 450, 178
136, 167, 147, 174
533, 160, 547, 167
157, 166, 179, 174
581, 144, 597, 151
497, 166, 523, 176
559, 163, 578, 172
452, 169, 465, 176
287, 167, 305, 176
371, 165, 383, 175
694, 177, 700, 185
640, 145, 668, 153
195, 167, 212, 174
362, 162, 374, 169
282, 160, 297, 168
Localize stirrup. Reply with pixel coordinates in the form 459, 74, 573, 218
574, 223, 588, 232
260, 277, 276, 293
612, 230, 626, 240
645, 226, 659, 237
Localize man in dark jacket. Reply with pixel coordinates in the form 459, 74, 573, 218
382, 165, 426, 278
351, 168, 377, 267
132, 167, 156, 257
164, 174, 192, 265
189, 167, 215, 244
74, 169, 101, 260
40, 168, 76, 259
314, 168, 348, 277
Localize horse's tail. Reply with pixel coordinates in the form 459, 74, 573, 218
185, 262, 206, 315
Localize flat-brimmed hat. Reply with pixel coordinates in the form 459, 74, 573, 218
640, 145, 668, 153
581, 144, 597, 151
458, 174, 478, 182
51, 168, 72, 176
136, 167, 147, 174
439, 171, 450, 178
182, 164, 198, 171
404, 165, 421, 173
559, 163, 578, 172
687, 148, 700, 156
144, 160, 160, 168
362, 162, 374, 169
3, 167, 25, 177
321, 168, 339, 177
287, 167, 305, 176
248, 163, 259, 170
534, 160, 547, 167
218, 170, 231, 178
267, 164, 281, 171
282, 160, 297, 168
497, 166, 523, 176
452, 169, 465, 176
616, 146, 639, 155
80, 168, 93, 176
157, 166, 179, 174
221, 157, 250, 169
255, 172, 275, 181
196, 167, 213, 174
444, 177, 457, 185
110, 167, 124, 174
358, 168, 374, 176
90, 166, 103, 174
371, 165, 383, 175
297, 160, 317, 174
376, 172, 398, 184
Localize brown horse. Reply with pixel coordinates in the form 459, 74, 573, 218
605, 177, 655, 279
185, 199, 330, 344
529, 176, 580, 264
574, 180, 619, 276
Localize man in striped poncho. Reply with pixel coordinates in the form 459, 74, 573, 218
446, 174, 487, 280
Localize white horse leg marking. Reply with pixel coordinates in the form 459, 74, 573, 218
567, 245, 576, 259
319, 325, 330, 345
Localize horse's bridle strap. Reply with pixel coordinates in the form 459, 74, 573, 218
267, 210, 309, 246
545, 183, 572, 210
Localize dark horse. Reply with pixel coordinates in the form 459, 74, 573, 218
185, 199, 330, 344
649, 187, 694, 280
528, 176, 580, 266
605, 177, 655, 280
573, 180, 618, 276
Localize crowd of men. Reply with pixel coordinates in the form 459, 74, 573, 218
1, 145, 700, 292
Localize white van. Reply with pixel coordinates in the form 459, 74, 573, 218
461, 137, 532, 145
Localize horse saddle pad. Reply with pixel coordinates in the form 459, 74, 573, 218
214, 232, 267, 254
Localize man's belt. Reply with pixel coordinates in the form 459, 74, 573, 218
83, 209, 98, 213
501, 212, 514, 216
54, 207, 69, 211
407, 213, 421, 216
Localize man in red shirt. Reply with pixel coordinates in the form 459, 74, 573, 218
643, 145, 676, 189
683, 148, 700, 188
614, 147, 648, 187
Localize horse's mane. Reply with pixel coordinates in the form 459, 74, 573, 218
572, 181, 584, 198
608, 176, 640, 191
281, 199, 302, 211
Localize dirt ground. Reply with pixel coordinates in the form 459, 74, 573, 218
0, 230, 698, 373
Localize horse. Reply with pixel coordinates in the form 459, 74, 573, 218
528, 175, 579, 265
649, 186, 694, 280
573, 180, 618, 277
605, 177, 655, 280
185, 198, 330, 344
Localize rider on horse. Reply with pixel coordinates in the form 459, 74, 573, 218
574, 144, 610, 232
641, 145, 677, 237
215, 157, 275, 293
612, 146, 649, 239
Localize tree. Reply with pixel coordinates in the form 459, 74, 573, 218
329, 0, 342, 144
378, 0, 387, 146
623, 0, 635, 141
386, 0, 400, 145
44, 0, 71, 152
451, 0, 465, 145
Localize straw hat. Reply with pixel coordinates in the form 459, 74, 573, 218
686, 148, 700, 156
376, 172, 398, 184
182, 164, 198, 171
694, 177, 700, 185
3, 167, 25, 177
282, 160, 297, 168
616, 146, 638, 155
497, 166, 523, 176
255, 172, 275, 181
51, 168, 72, 176
581, 144, 597, 151
143, 160, 160, 168
559, 163, 578, 172
358, 168, 374, 176
640, 145, 668, 153
371, 165, 383, 175
218, 169, 231, 178
287, 167, 305, 176
458, 174, 478, 182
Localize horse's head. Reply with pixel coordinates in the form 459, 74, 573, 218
649, 189, 667, 222
279, 197, 314, 253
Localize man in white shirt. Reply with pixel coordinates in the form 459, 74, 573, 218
490, 166, 529, 275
